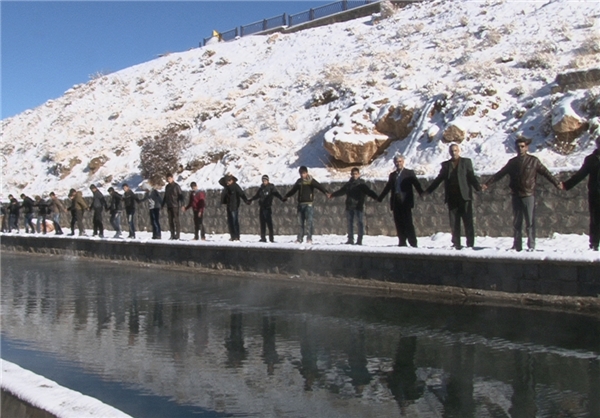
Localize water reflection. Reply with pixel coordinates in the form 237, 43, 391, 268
1, 253, 599, 418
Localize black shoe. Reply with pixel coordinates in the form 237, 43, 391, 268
591, 245, 599, 251
345, 240, 354, 245
259, 238, 267, 242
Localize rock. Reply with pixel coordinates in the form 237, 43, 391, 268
323, 135, 389, 165
442, 123, 466, 143
374, 105, 415, 140
553, 68, 600, 93
88, 156, 107, 174
551, 96, 588, 154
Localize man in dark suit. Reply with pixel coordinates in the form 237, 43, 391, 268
425, 144, 481, 249
378, 154, 424, 247
562, 136, 600, 251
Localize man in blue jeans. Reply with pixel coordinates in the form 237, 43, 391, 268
284, 166, 329, 244
329, 168, 378, 245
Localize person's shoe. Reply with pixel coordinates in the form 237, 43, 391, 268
295, 239, 302, 244
99, 234, 104, 238
592, 245, 599, 251
259, 238, 267, 243
55, 232, 63, 235
356, 239, 362, 246
307, 239, 313, 245
79, 233, 88, 237
345, 240, 354, 245
269, 239, 275, 243
67, 233, 75, 236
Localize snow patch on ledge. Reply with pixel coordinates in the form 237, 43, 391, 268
1, 359, 132, 418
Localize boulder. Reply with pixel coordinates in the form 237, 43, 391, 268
551, 97, 588, 154
442, 123, 466, 143
374, 105, 415, 140
323, 135, 389, 165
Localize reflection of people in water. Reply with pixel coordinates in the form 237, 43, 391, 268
443, 343, 475, 417
345, 327, 372, 394
295, 320, 321, 391
225, 311, 247, 368
128, 298, 140, 346
509, 350, 537, 418
387, 335, 424, 412
262, 315, 280, 375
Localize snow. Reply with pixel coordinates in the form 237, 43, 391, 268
1, 359, 132, 418
2, 0, 600, 198
2, 229, 598, 262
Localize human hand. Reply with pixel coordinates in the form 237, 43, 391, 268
481, 184, 488, 192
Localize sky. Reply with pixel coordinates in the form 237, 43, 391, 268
1, 1, 328, 119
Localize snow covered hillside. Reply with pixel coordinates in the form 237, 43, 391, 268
2, 0, 600, 196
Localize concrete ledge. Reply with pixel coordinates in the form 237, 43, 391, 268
2, 235, 599, 313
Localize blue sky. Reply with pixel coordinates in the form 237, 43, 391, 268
1, 1, 328, 119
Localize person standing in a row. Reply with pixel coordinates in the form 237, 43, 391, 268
378, 155, 424, 247
107, 187, 123, 238
220, 174, 250, 241
163, 173, 183, 240
21, 193, 36, 233
284, 166, 329, 244
49, 192, 66, 235
184, 181, 206, 241
90, 184, 107, 238
68, 188, 88, 236
123, 184, 142, 239
145, 184, 163, 240
250, 175, 285, 243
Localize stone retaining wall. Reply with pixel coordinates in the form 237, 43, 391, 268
2, 235, 599, 304
53, 173, 590, 240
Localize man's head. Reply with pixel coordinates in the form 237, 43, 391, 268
107, 187, 114, 194
89, 184, 97, 191
515, 138, 530, 156
393, 155, 405, 170
261, 175, 270, 185
351, 167, 360, 179
299, 166, 309, 180
122, 184, 130, 192
20, 193, 25, 199
49, 192, 56, 198
166, 173, 174, 183
8, 194, 13, 200
68, 189, 76, 198
449, 144, 461, 160
190, 181, 197, 190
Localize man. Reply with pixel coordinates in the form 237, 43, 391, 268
144, 183, 163, 240
482, 137, 562, 251
284, 166, 329, 244
89, 184, 107, 238
107, 187, 123, 238
219, 174, 250, 241
162, 173, 184, 240
329, 168, 378, 245
425, 144, 481, 249
562, 136, 600, 251
20, 193, 36, 233
183, 181, 206, 241
378, 154, 424, 247
48, 192, 66, 235
68, 188, 89, 236
7, 194, 20, 233
122, 184, 142, 239
250, 175, 285, 243
34, 195, 51, 234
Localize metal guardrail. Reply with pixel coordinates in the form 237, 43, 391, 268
202, 0, 378, 46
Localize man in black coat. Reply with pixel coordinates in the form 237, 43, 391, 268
219, 174, 250, 241
284, 166, 329, 244
378, 155, 424, 247
562, 136, 600, 251
482, 138, 562, 251
7, 194, 20, 232
162, 173, 184, 240
20, 193, 36, 233
89, 184, 107, 238
122, 183, 143, 239
107, 187, 123, 238
425, 144, 481, 249
249, 175, 284, 243
330, 167, 378, 245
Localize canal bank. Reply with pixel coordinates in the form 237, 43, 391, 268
2, 233, 599, 312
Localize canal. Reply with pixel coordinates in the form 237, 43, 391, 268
1, 252, 599, 417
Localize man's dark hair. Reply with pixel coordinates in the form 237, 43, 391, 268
351, 167, 360, 174
190, 182, 197, 188
89, 184, 97, 190
122, 183, 129, 188
299, 166, 308, 174
49, 192, 55, 197
107, 187, 114, 193
515, 137, 531, 145
166, 173, 173, 179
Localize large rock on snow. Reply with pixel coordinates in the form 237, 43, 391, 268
374, 105, 415, 140
552, 68, 600, 93
442, 122, 466, 143
551, 96, 588, 154
323, 134, 390, 165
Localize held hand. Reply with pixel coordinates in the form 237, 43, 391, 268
559, 182, 566, 191
481, 184, 488, 192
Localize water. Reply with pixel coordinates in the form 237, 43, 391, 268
1, 252, 599, 418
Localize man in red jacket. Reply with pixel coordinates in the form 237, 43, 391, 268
183, 181, 206, 240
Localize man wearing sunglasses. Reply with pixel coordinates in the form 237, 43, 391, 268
482, 137, 562, 251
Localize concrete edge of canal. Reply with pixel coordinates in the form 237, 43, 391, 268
2, 234, 599, 314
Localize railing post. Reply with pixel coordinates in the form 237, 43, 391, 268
240, 26, 244, 37
235, 27, 239, 38
309, 8, 315, 21
263, 19, 268, 30
343, 0, 348, 11
283, 13, 287, 26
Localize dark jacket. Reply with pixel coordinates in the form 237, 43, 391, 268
91, 189, 107, 211
108, 191, 123, 214
123, 190, 142, 214
8, 199, 20, 216
284, 176, 329, 204
48, 198, 66, 214
485, 154, 559, 197
146, 189, 163, 210
21, 196, 35, 214
35, 199, 50, 216
379, 169, 424, 210
219, 176, 249, 211
563, 149, 600, 201
330, 178, 378, 211
250, 184, 284, 210
163, 182, 183, 209
426, 157, 481, 202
